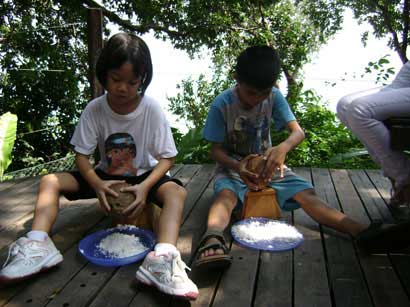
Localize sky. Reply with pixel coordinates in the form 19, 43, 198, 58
137, 10, 404, 131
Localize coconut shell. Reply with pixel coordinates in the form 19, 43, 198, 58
245, 155, 268, 190
106, 182, 135, 215
107, 182, 162, 232
246, 155, 266, 174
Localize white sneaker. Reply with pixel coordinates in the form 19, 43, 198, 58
136, 250, 199, 300
0, 236, 63, 283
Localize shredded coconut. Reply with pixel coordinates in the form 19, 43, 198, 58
232, 220, 303, 244
97, 226, 148, 258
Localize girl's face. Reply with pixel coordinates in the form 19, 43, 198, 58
106, 62, 142, 114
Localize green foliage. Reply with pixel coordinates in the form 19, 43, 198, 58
172, 128, 212, 164
168, 73, 233, 129
2, 0, 406, 172
363, 54, 396, 85
276, 89, 376, 168
0, 112, 17, 180
345, 0, 409, 63
1, 0, 89, 171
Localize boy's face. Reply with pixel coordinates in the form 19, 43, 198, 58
236, 83, 272, 108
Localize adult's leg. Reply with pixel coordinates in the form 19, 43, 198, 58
343, 87, 410, 188
336, 87, 382, 129
32, 172, 80, 233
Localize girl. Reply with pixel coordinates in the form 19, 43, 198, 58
0, 32, 198, 300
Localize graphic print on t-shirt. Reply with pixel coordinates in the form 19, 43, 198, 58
104, 133, 138, 176
229, 114, 270, 156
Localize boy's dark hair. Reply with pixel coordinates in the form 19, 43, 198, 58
96, 32, 153, 95
235, 46, 281, 90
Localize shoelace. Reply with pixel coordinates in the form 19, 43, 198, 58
171, 255, 191, 280
2, 239, 42, 269
2, 241, 32, 269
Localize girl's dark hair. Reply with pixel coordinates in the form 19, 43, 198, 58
235, 46, 281, 90
96, 32, 153, 95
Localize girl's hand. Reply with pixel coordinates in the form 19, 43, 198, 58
120, 183, 149, 218
261, 145, 287, 180
239, 154, 261, 191
94, 180, 126, 214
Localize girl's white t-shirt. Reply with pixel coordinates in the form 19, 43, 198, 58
70, 94, 177, 176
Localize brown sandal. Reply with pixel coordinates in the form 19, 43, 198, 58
192, 230, 232, 271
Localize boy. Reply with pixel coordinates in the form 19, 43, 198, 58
193, 46, 410, 270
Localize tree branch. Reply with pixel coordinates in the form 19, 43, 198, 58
376, 1, 407, 63
402, 0, 409, 59
80, 0, 187, 38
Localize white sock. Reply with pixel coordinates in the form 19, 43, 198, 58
154, 243, 177, 256
27, 230, 49, 241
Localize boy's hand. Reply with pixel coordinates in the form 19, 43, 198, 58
121, 183, 149, 218
94, 180, 126, 214
261, 145, 287, 180
239, 154, 261, 191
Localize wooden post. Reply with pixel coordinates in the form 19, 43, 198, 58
87, 8, 104, 99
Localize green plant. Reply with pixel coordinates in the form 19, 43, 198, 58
173, 128, 212, 164
0, 112, 18, 180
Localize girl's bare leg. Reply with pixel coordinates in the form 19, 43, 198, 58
32, 172, 80, 233
154, 182, 187, 245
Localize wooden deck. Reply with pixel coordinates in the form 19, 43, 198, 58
1, 164, 410, 307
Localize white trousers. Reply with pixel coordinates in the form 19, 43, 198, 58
336, 61, 410, 189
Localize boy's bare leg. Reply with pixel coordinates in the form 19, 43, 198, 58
200, 189, 237, 258
32, 173, 80, 233
293, 189, 368, 237
155, 182, 186, 245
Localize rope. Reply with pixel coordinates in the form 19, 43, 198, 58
4, 154, 76, 179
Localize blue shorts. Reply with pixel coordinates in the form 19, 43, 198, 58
214, 173, 313, 211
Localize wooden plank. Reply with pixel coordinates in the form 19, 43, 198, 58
312, 168, 372, 307
0, 176, 34, 192
331, 169, 410, 307
177, 187, 218, 307
365, 169, 410, 221
46, 263, 118, 307
0, 177, 40, 230
173, 164, 201, 186
181, 164, 216, 222
253, 209, 292, 306
212, 244, 258, 307
292, 167, 331, 307
348, 169, 395, 223
389, 253, 410, 296
354, 171, 410, 304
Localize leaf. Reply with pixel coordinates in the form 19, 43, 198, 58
0, 112, 18, 180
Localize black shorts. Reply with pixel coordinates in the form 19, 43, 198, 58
63, 169, 183, 208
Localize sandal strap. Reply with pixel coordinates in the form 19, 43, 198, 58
194, 229, 229, 257
196, 242, 229, 255
201, 229, 227, 245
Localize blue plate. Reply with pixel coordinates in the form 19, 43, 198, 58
231, 217, 303, 252
78, 226, 156, 267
